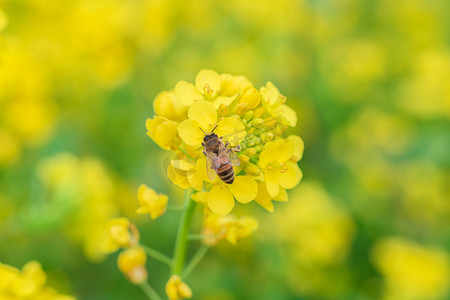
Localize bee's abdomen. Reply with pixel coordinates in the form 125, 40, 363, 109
217, 164, 234, 184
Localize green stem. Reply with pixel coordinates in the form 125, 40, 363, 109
167, 204, 186, 211
140, 244, 173, 266
182, 244, 209, 278
171, 189, 196, 275
139, 281, 162, 300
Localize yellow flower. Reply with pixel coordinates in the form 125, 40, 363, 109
0, 261, 75, 299
167, 154, 210, 190
254, 182, 288, 212
153, 90, 187, 122
259, 137, 303, 197
220, 73, 253, 97
207, 175, 258, 216
136, 184, 168, 219
260, 81, 297, 127
146, 116, 179, 150
175, 69, 222, 105
177, 100, 246, 147
372, 237, 450, 300
118, 246, 148, 285
165, 275, 193, 300
201, 213, 258, 246
101, 217, 139, 253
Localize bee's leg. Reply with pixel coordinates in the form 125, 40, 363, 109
224, 141, 230, 148
232, 144, 241, 152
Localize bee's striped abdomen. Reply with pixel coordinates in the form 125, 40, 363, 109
217, 163, 234, 184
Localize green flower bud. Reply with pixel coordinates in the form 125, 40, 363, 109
251, 118, 264, 127
244, 163, 261, 176
245, 148, 257, 157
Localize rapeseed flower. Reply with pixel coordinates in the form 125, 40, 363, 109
118, 246, 148, 285
165, 275, 192, 300
136, 184, 168, 219
145, 69, 303, 216
0, 261, 75, 300
102, 217, 140, 253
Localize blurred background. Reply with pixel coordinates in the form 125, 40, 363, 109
0, 0, 449, 299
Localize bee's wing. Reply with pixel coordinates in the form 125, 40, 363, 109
205, 152, 218, 181
219, 143, 240, 166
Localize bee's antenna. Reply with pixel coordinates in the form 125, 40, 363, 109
211, 124, 219, 133
199, 127, 206, 133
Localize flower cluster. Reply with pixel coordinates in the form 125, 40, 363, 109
0, 261, 74, 300
146, 69, 303, 216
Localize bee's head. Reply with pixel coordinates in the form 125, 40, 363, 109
201, 124, 218, 142
203, 133, 218, 142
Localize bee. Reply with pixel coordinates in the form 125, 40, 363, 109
201, 125, 241, 184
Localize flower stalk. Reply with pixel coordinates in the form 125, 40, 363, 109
171, 189, 196, 275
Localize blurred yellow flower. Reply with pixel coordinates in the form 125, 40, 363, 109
202, 213, 258, 246
372, 237, 450, 300
0, 261, 75, 300
165, 275, 192, 300
0, 6, 7, 31
102, 217, 139, 253
118, 246, 148, 285
136, 184, 168, 220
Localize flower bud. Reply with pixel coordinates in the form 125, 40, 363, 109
146, 117, 179, 150
243, 110, 254, 121
238, 154, 249, 165
254, 107, 265, 118
166, 275, 193, 300
101, 218, 140, 253
244, 148, 257, 157
217, 103, 228, 117
136, 185, 168, 220
251, 118, 264, 127
244, 163, 261, 176
261, 132, 274, 143
117, 246, 147, 285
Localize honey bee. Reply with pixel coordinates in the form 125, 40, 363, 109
201, 125, 241, 184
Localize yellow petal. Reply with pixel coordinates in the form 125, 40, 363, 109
153, 91, 187, 121
276, 104, 297, 127
239, 87, 260, 109
279, 162, 303, 189
254, 182, 274, 212
187, 157, 208, 191
258, 141, 276, 168
208, 184, 234, 215
195, 69, 221, 95
260, 81, 281, 105
177, 119, 204, 146
167, 164, 191, 189
187, 100, 217, 131
229, 176, 257, 204
215, 117, 246, 146
274, 188, 288, 202
146, 117, 178, 150
175, 81, 202, 106
214, 95, 236, 109
273, 139, 295, 164
288, 135, 304, 161
264, 169, 280, 197
220, 74, 253, 96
